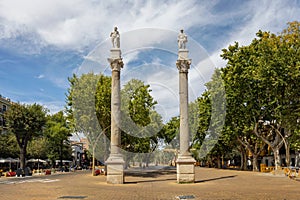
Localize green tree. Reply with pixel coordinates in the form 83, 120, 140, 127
121, 79, 157, 128
221, 21, 300, 169
45, 111, 72, 168
4, 103, 47, 169
120, 79, 163, 167
190, 69, 226, 167
162, 116, 180, 148
190, 91, 211, 160
27, 137, 49, 170
161, 116, 180, 165
0, 132, 19, 158
66, 73, 111, 175
27, 137, 49, 159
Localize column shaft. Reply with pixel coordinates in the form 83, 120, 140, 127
179, 71, 189, 155
176, 51, 195, 184
111, 69, 121, 155
106, 52, 124, 184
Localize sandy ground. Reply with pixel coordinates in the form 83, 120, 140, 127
0, 167, 299, 200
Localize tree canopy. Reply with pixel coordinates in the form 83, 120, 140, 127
220, 21, 300, 169
4, 103, 47, 169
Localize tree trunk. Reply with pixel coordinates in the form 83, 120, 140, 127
285, 141, 290, 167
295, 150, 300, 167
273, 148, 281, 170
221, 156, 224, 168
252, 155, 259, 172
20, 147, 26, 169
124, 155, 130, 169
103, 136, 108, 175
217, 156, 221, 169
240, 147, 247, 171
253, 122, 284, 170
92, 148, 95, 176
237, 137, 263, 171
146, 158, 149, 167
59, 140, 63, 169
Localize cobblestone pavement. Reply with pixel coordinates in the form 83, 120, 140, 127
0, 167, 299, 200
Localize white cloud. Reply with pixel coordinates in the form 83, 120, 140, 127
0, 0, 219, 52
120, 62, 180, 121
19, 99, 65, 114
1, 0, 298, 54
1, 0, 299, 118
36, 74, 45, 79
43, 101, 66, 114
211, 0, 300, 68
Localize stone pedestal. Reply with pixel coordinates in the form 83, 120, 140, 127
176, 155, 196, 183
178, 49, 189, 60
110, 48, 122, 59
106, 48, 125, 184
176, 50, 195, 184
106, 155, 125, 184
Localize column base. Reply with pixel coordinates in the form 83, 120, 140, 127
176, 155, 196, 183
105, 154, 125, 184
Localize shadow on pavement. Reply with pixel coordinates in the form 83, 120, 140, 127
195, 175, 237, 183
125, 166, 176, 184
125, 178, 176, 184
125, 166, 176, 178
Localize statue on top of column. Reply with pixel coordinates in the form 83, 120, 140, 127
177, 29, 187, 49
110, 27, 120, 48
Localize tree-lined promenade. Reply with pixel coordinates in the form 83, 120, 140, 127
0, 167, 300, 200
0, 21, 299, 175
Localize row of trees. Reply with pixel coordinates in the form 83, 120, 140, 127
2, 21, 298, 173
1, 74, 165, 173
66, 73, 164, 171
173, 21, 300, 171
220, 21, 300, 170
1, 104, 72, 170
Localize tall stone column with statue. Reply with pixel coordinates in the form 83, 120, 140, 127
106, 27, 125, 184
176, 29, 196, 183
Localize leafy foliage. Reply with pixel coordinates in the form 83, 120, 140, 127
220, 21, 300, 168
0, 132, 18, 158
4, 103, 47, 169
44, 111, 72, 167
120, 79, 163, 155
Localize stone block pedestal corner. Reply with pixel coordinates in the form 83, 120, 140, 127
178, 49, 189, 60
106, 156, 125, 184
176, 155, 196, 183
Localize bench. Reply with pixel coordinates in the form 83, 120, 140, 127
260, 164, 275, 172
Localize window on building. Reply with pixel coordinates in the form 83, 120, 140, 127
2, 105, 7, 112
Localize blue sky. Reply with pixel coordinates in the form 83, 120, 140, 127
0, 0, 299, 121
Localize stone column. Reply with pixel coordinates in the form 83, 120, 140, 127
176, 48, 196, 183
106, 48, 125, 184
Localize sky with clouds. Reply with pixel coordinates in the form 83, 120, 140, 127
0, 0, 299, 122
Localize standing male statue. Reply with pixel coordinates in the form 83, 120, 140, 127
110, 27, 120, 48
177, 29, 187, 49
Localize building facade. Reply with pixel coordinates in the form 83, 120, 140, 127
0, 95, 12, 133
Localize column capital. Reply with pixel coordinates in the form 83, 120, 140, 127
176, 59, 191, 73
108, 58, 124, 71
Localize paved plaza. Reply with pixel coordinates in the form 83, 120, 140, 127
0, 167, 299, 200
